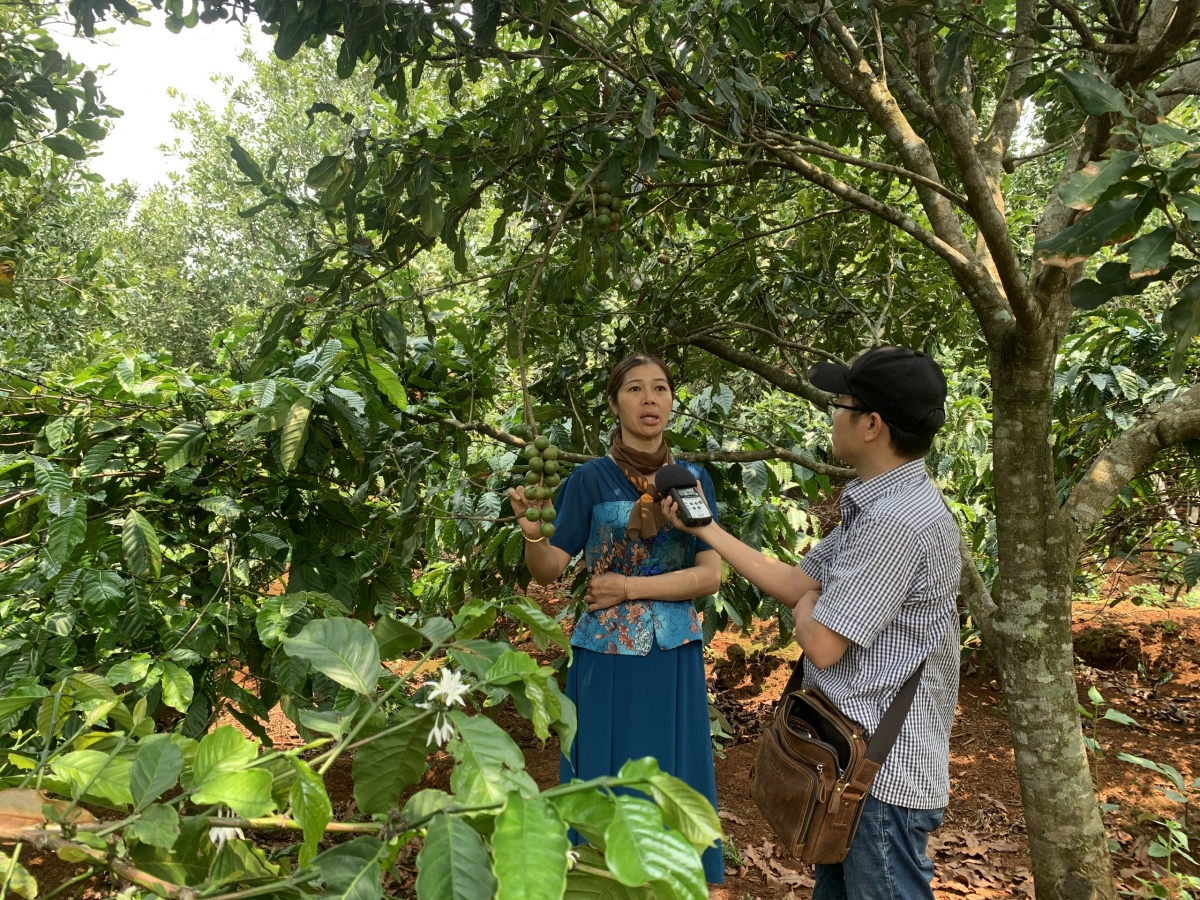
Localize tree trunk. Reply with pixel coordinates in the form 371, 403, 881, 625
989, 339, 1117, 900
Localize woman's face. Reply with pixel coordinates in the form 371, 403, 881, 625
610, 363, 673, 443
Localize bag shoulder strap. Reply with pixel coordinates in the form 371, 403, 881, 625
864, 659, 925, 765
780, 655, 806, 700
778, 655, 926, 767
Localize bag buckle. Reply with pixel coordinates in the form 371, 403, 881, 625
828, 782, 845, 815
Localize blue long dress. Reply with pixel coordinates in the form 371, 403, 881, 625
550, 456, 724, 884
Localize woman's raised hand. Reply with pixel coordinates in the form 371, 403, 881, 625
507, 486, 546, 540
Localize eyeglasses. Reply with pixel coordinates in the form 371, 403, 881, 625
828, 401, 870, 415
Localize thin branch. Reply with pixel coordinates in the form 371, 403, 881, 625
872, 8, 887, 80
756, 129, 970, 208
882, 52, 940, 125
757, 142, 1014, 342
1047, 0, 1102, 49
433, 416, 590, 463
672, 322, 848, 365
958, 539, 998, 642
1003, 136, 1077, 169
816, 0, 871, 67
915, 30, 1036, 326
666, 320, 830, 405
796, 6, 978, 261
0, 490, 36, 509
677, 446, 854, 478
517, 159, 610, 431
665, 206, 856, 303
0, 830, 193, 900
677, 409, 855, 478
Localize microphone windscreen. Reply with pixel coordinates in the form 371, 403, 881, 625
654, 463, 698, 493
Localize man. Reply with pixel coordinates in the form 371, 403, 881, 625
663, 345, 960, 900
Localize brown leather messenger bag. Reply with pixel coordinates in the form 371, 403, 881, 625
749, 657, 926, 865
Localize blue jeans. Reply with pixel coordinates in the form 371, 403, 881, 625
812, 794, 943, 900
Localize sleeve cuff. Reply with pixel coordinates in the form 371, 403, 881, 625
801, 554, 825, 582
549, 532, 581, 557
812, 594, 877, 648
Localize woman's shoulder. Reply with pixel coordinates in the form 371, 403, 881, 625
572, 456, 615, 474
559, 456, 622, 497
676, 459, 712, 481
562, 456, 615, 485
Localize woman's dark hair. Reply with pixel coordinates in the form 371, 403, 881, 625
605, 353, 675, 407
848, 406, 939, 459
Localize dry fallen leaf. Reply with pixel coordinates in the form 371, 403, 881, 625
962, 831, 987, 857
928, 834, 954, 852
719, 809, 748, 825
980, 793, 1009, 813
987, 841, 1021, 853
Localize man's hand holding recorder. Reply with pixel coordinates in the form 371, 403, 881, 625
659, 459, 844, 667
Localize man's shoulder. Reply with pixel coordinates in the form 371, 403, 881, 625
864, 475, 955, 537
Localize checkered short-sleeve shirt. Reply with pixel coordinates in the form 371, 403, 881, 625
800, 459, 961, 809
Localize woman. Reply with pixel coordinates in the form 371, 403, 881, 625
508, 353, 724, 884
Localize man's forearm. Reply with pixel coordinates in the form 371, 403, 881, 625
692, 523, 818, 608
793, 590, 850, 668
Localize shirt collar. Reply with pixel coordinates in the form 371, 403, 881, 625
840, 458, 930, 516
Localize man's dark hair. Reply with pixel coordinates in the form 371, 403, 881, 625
848, 406, 939, 460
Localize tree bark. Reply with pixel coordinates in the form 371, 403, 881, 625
676, 4, 1200, 891
989, 337, 1117, 900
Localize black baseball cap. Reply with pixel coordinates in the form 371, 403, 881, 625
809, 346, 948, 432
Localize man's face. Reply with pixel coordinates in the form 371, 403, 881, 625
829, 393, 866, 463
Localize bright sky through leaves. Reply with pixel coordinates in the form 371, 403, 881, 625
53, 10, 273, 186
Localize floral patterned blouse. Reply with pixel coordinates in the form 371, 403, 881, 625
549, 456, 719, 655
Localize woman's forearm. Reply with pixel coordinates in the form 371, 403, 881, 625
624, 553, 721, 601
525, 538, 570, 584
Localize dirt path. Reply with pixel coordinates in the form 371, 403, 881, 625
697, 600, 1200, 899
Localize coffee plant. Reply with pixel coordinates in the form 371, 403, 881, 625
0, 315, 732, 898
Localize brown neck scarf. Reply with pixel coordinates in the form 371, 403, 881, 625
608, 427, 673, 540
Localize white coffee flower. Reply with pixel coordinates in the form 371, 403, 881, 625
208, 808, 244, 849
426, 712, 457, 748
426, 667, 470, 709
